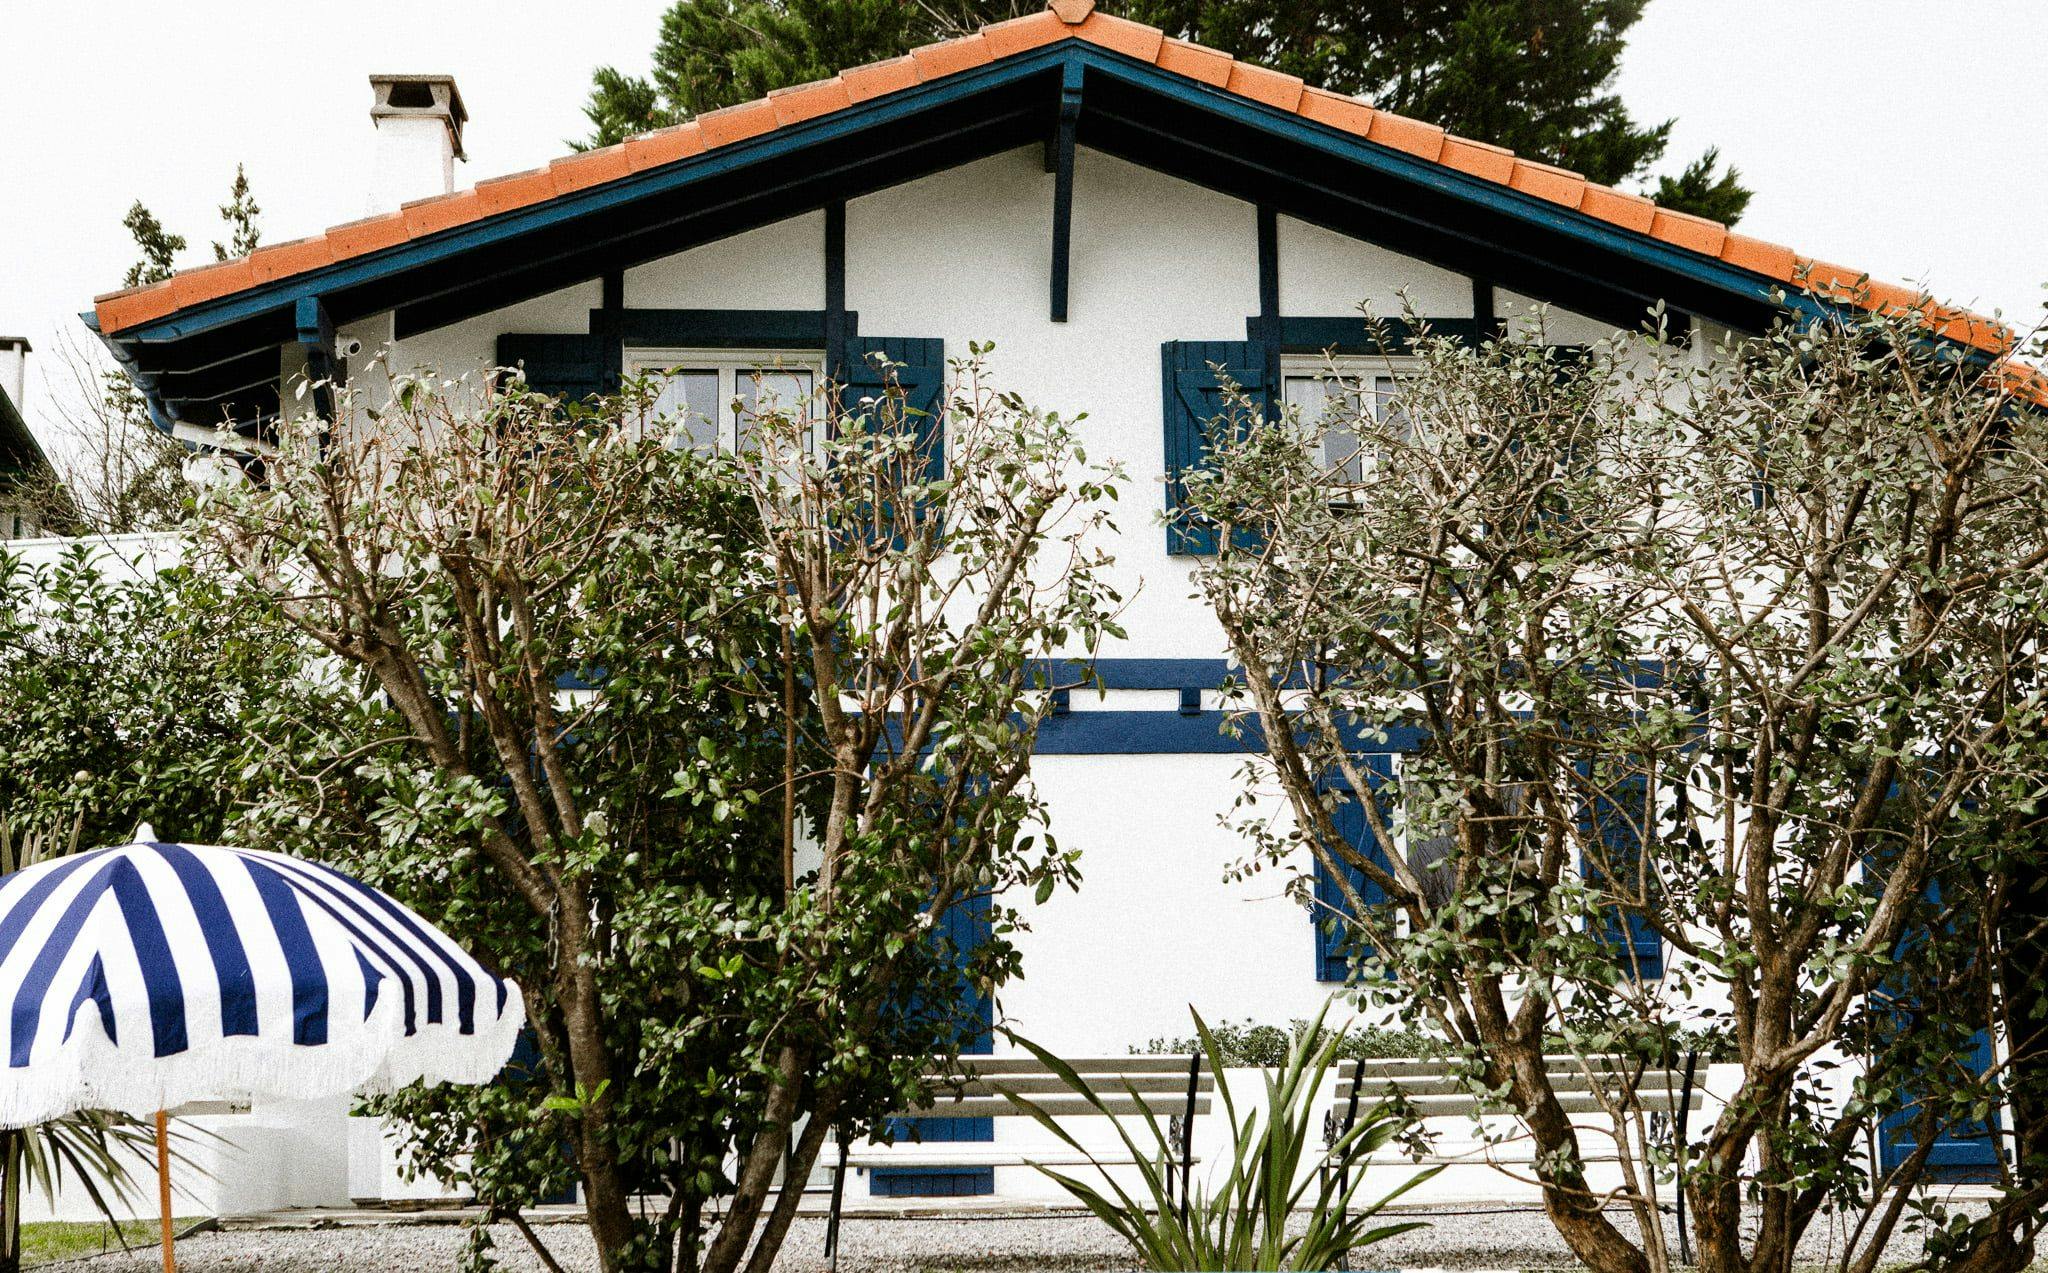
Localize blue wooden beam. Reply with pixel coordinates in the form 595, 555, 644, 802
1049, 60, 1082, 323
824, 200, 848, 380
295, 296, 339, 422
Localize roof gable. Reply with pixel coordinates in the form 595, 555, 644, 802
89, 0, 2032, 427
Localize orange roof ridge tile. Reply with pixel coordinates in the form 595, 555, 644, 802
90, 0, 2021, 363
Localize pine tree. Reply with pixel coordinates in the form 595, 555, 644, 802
119, 203, 185, 289
214, 164, 263, 262
581, 0, 1751, 222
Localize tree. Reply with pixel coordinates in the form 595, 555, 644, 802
119, 203, 184, 289
201, 347, 1122, 1273
0, 545, 298, 846
581, 0, 1749, 221
0, 554, 291, 1273
1181, 297, 2048, 1273
213, 164, 262, 262
60, 169, 269, 534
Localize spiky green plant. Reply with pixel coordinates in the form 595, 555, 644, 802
1003, 1001, 1437, 1271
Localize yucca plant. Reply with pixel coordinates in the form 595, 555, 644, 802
1, 814, 160, 1273
1003, 1002, 1437, 1271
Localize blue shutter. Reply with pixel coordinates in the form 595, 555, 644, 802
843, 336, 944, 481
497, 333, 607, 405
1582, 771, 1664, 980
871, 890, 993, 1198
1873, 861, 2004, 1182
1162, 340, 1269, 556
1312, 755, 1395, 983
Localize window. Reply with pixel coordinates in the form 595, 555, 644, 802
622, 349, 823, 454
1280, 357, 1415, 485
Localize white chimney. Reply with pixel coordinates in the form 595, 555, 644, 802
367, 74, 467, 213
0, 337, 27, 411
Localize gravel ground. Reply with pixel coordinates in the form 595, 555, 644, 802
57, 1205, 1992, 1272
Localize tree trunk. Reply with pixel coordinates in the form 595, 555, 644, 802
554, 908, 637, 1272
1520, 1082, 1652, 1273
1689, 1146, 1751, 1273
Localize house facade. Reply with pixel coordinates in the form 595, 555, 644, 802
81, 0, 2013, 1212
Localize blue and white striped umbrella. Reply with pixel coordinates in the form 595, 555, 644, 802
0, 835, 524, 1129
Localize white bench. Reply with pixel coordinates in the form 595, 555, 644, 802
1326, 1053, 1706, 1167
825, 1054, 1213, 1266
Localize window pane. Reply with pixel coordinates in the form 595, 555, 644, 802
649, 369, 720, 453
1375, 376, 1413, 444
736, 369, 816, 452
1286, 374, 1367, 483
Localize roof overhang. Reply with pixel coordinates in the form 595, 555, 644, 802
86, 38, 1958, 435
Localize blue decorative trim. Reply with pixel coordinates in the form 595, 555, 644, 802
1049, 60, 1082, 323
1032, 711, 1424, 755
1031, 657, 1234, 690
1259, 315, 1487, 353
824, 201, 848, 381
295, 297, 338, 422
608, 308, 846, 348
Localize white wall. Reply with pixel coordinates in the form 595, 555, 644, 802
997, 752, 1337, 1054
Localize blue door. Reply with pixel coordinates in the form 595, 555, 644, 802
1311, 757, 1395, 984
1874, 861, 2003, 1183
1879, 1027, 2003, 1183
870, 890, 994, 1197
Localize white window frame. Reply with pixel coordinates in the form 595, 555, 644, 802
1280, 353, 1421, 489
622, 347, 826, 454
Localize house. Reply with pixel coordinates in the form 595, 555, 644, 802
83, 0, 2016, 1210
0, 338, 60, 541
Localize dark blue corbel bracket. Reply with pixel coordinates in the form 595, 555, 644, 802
1049, 61, 1084, 323
295, 296, 341, 423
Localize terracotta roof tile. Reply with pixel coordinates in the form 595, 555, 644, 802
89, 0, 2029, 369
983, 10, 1071, 58
910, 33, 993, 81
1155, 37, 1233, 87
841, 55, 919, 102
1860, 277, 1924, 315
1074, 12, 1165, 62
1296, 86, 1376, 135
1367, 112, 1445, 161
1439, 136, 1516, 184
1718, 233, 1798, 281
1226, 61, 1305, 112
95, 288, 165, 335
1649, 208, 1727, 257
550, 146, 632, 195
768, 79, 854, 127
1578, 184, 1657, 233
246, 234, 337, 284
624, 123, 707, 170
1799, 259, 1866, 300
696, 99, 778, 148
475, 166, 559, 216
326, 211, 410, 258
1509, 160, 1587, 208
401, 189, 484, 239
166, 258, 256, 312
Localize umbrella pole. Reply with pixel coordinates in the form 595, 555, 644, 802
154, 1110, 174, 1273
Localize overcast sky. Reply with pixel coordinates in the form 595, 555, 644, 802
2, 1, 2043, 451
